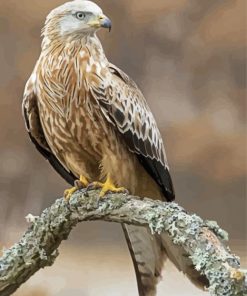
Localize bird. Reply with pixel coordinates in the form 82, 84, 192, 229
22, 1, 206, 295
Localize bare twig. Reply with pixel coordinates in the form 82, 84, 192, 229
0, 189, 246, 296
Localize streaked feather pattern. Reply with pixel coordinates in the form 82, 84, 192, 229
89, 62, 175, 201
22, 2, 206, 295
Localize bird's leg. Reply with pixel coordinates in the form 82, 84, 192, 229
89, 174, 128, 198
64, 175, 89, 200
74, 175, 89, 188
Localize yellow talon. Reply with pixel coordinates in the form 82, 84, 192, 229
64, 175, 89, 200
64, 187, 77, 200
90, 175, 127, 198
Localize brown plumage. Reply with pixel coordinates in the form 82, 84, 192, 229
22, 1, 206, 295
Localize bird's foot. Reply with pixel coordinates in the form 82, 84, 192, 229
88, 176, 128, 198
64, 175, 89, 200
64, 186, 78, 200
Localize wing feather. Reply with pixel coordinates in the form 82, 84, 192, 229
90, 63, 175, 201
22, 78, 76, 186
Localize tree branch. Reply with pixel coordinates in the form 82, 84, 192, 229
0, 189, 246, 296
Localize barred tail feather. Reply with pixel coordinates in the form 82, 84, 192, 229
122, 226, 208, 296
122, 224, 167, 296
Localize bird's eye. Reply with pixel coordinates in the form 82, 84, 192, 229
75, 12, 86, 20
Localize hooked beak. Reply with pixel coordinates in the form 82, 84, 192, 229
99, 15, 112, 32
88, 14, 112, 32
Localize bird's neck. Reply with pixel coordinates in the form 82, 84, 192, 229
41, 33, 106, 62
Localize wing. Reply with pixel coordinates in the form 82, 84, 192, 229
22, 77, 76, 186
90, 63, 175, 201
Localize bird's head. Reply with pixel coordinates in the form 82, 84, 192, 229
43, 0, 111, 41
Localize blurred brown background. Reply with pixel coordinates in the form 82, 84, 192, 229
0, 0, 246, 295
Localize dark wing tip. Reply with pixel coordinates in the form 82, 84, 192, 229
138, 156, 175, 202
161, 169, 175, 202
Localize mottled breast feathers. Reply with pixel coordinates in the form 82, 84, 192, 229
23, 38, 175, 201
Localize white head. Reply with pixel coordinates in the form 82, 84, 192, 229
44, 0, 111, 40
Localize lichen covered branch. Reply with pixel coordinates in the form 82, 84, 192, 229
0, 189, 246, 296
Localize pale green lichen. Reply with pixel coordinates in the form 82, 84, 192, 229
145, 211, 164, 234
0, 191, 246, 296
205, 220, 229, 242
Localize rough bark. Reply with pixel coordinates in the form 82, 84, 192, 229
0, 189, 246, 296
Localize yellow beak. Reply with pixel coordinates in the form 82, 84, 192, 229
88, 15, 112, 31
